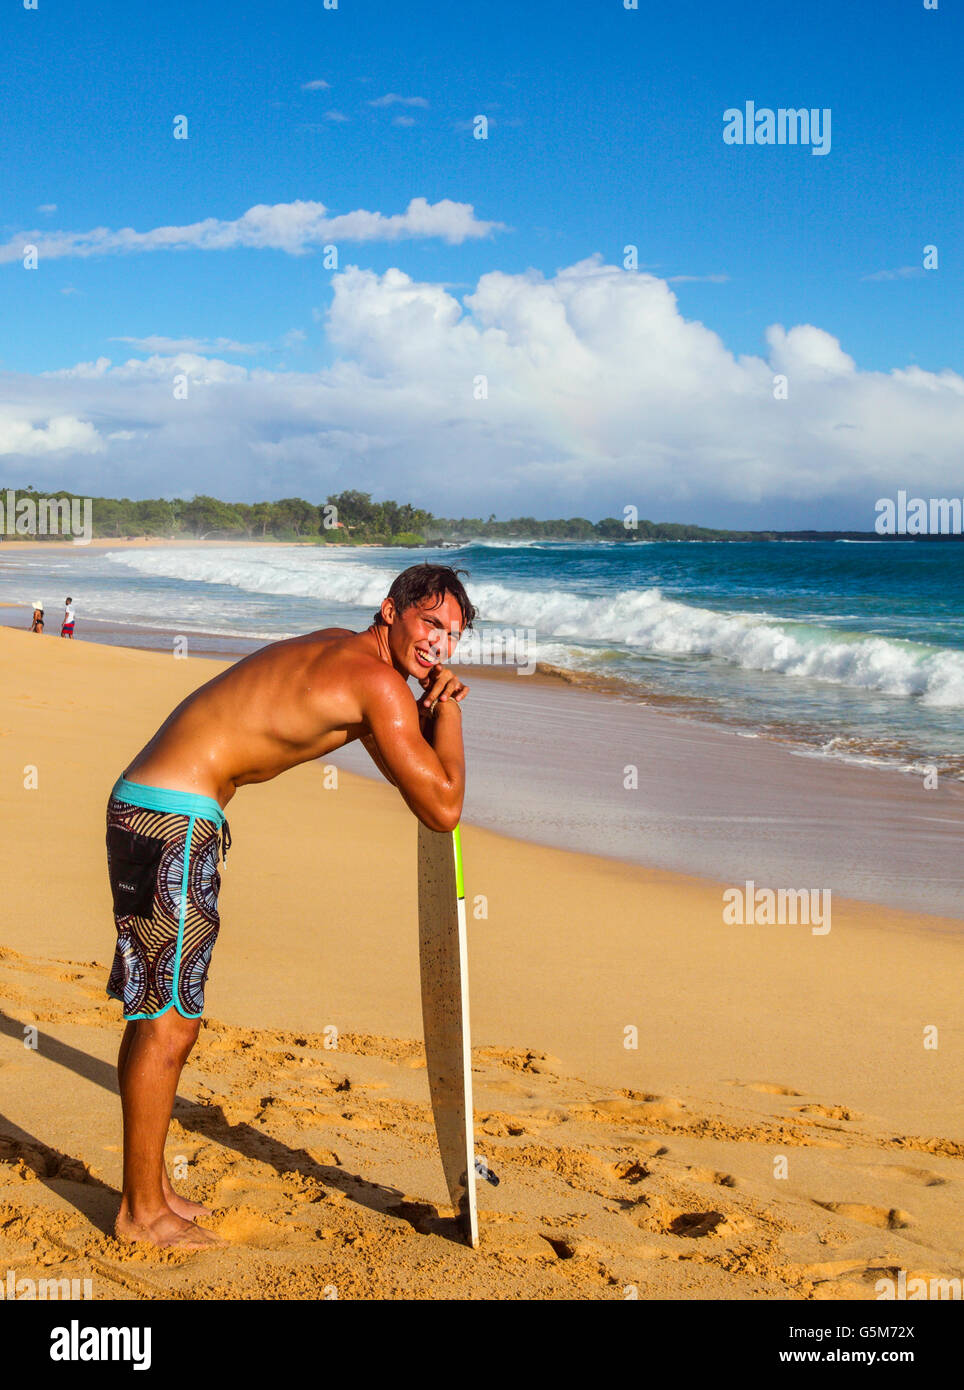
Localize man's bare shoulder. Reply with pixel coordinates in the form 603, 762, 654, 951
306, 629, 410, 700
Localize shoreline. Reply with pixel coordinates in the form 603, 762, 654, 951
3, 584, 960, 784
2, 606, 962, 920
0, 601, 589, 694
4, 541, 962, 788
0, 537, 382, 549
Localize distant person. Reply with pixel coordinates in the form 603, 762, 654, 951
30, 602, 44, 634
61, 597, 75, 639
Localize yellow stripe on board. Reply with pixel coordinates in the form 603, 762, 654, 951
453, 823, 464, 899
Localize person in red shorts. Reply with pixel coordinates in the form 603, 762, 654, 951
60, 596, 75, 638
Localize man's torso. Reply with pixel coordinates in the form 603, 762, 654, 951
124, 628, 381, 807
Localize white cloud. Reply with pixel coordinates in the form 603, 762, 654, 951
111, 335, 264, 355
667, 273, 730, 284
108, 354, 249, 384
37, 203, 57, 214
392, 115, 416, 127
42, 356, 112, 379
0, 197, 505, 264
765, 323, 856, 378
41, 353, 248, 384
861, 265, 925, 282
0, 413, 102, 456
3, 256, 963, 525
369, 93, 429, 108
301, 79, 330, 91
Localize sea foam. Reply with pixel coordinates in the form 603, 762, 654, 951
105, 548, 964, 708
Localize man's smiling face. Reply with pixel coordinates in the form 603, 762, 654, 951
383, 591, 465, 680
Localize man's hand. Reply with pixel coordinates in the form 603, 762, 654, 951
360, 665, 465, 832
417, 663, 469, 716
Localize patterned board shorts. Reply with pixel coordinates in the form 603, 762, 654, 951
105, 776, 231, 1021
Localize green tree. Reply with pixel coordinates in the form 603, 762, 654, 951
250, 501, 275, 537
134, 499, 177, 535
180, 495, 244, 539
273, 497, 319, 537
326, 490, 378, 529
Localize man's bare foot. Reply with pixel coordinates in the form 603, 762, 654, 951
163, 1189, 213, 1222
115, 1203, 224, 1251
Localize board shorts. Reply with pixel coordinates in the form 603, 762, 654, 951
105, 776, 231, 1021
61, 622, 74, 636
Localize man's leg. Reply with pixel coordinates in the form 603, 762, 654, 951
115, 1011, 221, 1248
117, 1019, 211, 1222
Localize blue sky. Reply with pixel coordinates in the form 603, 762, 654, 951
1, 0, 962, 527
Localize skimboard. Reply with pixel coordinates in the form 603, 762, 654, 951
417, 821, 478, 1247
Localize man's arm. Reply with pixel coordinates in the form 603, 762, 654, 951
361, 669, 465, 832
359, 731, 397, 786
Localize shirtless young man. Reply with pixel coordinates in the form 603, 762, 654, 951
105, 563, 475, 1249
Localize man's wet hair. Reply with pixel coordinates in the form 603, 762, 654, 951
373, 563, 477, 633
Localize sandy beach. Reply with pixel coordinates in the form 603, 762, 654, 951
1, 623, 961, 1300
0, 537, 390, 551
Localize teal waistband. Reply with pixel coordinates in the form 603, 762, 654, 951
111, 776, 226, 825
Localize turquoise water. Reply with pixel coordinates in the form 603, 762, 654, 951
2, 538, 962, 778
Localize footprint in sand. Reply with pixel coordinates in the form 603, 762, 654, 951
682, 1165, 739, 1188
794, 1104, 860, 1121
611, 1159, 651, 1184
813, 1201, 912, 1229
667, 1209, 729, 1237
860, 1163, 947, 1187
0, 1137, 106, 1187
216, 1098, 264, 1128
487, 1102, 570, 1132
475, 1114, 533, 1137
477, 1223, 561, 1262
804, 1261, 952, 1301
542, 1236, 578, 1259
212, 1207, 284, 1248
738, 1082, 803, 1097
213, 1174, 279, 1197
633, 1193, 745, 1238
478, 1077, 545, 1100
475, 1047, 564, 1076
568, 1096, 684, 1124
335, 1111, 381, 1130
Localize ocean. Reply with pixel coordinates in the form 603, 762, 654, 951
3, 538, 961, 782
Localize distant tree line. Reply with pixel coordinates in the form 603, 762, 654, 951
0, 488, 433, 545
7, 485, 953, 544
426, 514, 763, 542
0, 487, 771, 544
